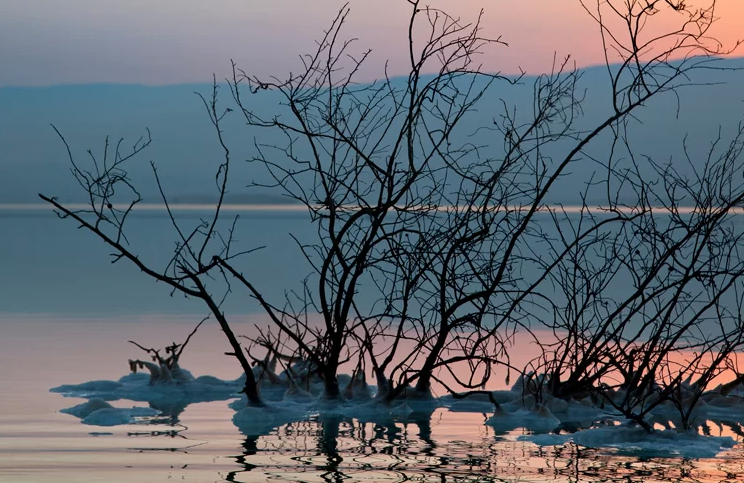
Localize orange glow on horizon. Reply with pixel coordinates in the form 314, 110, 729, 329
2, 0, 741, 85
367, 0, 744, 78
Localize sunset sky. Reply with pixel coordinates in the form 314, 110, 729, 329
2, 0, 742, 86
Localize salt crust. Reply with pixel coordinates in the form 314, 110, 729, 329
52, 369, 744, 456
61, 398, 161, 426
518, 426, 735, 458
52, 370, 242, 404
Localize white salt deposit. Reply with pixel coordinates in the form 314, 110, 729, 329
50, 368, 744, 457
232, 402, 310, 436
52, 380, 124, 397
51, 370, 243, 406
61, 398, 161, 426
519, 425, 736, 458
60, 398, 115, 419
486, 404, 561, 433
81, 406, 160, 426
519, 433, 572, 446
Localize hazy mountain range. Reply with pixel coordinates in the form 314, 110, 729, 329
2, 57, 743, 206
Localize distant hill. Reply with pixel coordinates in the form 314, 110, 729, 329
2, 58, 743, 206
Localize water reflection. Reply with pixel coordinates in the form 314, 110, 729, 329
52, 388, 744, 482
56, 397, 743, 482
219, 411, 744, 483
53, 386, 744, 482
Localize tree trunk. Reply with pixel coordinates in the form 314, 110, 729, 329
198, 288, 265, 407
374, 368, 389, 399
323, 372, 342, 400
413, 335, 447, 396
414, 370, 432, 395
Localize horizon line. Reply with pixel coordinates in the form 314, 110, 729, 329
1, 55, 742, 90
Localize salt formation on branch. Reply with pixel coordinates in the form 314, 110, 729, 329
126, 319, 204, 385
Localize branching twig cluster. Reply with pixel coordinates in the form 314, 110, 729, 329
40, 0, 744, 429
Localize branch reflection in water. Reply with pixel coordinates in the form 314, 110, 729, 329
211, 411, 743, 482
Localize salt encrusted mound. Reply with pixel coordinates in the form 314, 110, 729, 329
60, 398, 161, 426
486, 403, 561, 433
81, 406, 161, 426
519, 425, 736, 458
228, 391, 436, 435
60, 398, 115, 419
232, 402, 309, 436
52, 380, 124, 398
52, 366, 244, 427
53, 366, 744, 454
51, 370, 243, 405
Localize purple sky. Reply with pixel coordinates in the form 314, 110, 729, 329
1, 0, 742, 86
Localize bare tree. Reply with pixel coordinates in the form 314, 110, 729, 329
40, 82, 267, 406
39, 0, 510, 404
530, 123, 744, 431
357, 0, 742, 408
40, 0, 742, 426
219, 1, 512, 399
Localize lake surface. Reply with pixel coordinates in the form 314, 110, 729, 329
4, 317, 744, 482
3, 210, 744, 482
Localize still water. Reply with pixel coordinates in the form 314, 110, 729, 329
3, 317, 744, 482
3, 210, 744, 482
